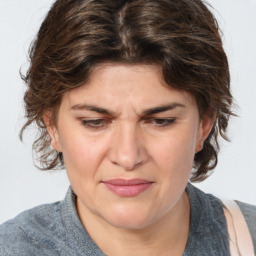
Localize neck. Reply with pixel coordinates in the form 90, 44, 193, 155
77, 191, 190, 256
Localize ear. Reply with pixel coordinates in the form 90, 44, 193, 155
43, 112, 62, 152
195, 114, 215, 153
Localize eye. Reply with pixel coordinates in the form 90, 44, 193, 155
144, 118, 175, 127
81, 119, 110, 129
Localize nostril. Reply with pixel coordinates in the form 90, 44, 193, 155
108, 146, 149, 171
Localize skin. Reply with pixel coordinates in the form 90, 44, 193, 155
46, 64, 214, 256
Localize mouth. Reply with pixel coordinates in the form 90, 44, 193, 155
102, 179, 154, 197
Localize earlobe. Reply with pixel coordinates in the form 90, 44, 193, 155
195, 114, 215, 153
48, 126, 61, 152
43, 112, 62, 152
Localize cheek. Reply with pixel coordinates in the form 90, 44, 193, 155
152, 127, 198, 176
58, 129, 107, 175
59, 132, 109, 199
64, 145, 90, 172
150, 130, 197, 207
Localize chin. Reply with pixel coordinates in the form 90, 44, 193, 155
102, 207, 155, 230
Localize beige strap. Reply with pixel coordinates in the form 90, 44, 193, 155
222, 199, 254, 256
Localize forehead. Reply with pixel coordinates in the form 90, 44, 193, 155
62, 63, 196, 110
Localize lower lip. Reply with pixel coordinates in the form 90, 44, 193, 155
103, 183, 153, 197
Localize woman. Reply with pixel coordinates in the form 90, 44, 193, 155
0, 0, 255, 255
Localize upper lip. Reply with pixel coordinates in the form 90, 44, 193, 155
102, 179, 153, 185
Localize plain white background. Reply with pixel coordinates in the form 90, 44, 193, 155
0, 0, 255, 225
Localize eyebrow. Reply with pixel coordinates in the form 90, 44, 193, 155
70, 104, 114, 115
70, 103, 185, 116
142, 103, 186, 116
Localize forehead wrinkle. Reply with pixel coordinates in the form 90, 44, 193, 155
61, 64, 195, 120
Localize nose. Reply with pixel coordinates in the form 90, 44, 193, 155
107, 123, 149, 170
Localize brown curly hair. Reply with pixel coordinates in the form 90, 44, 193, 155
20, 0, 234, 182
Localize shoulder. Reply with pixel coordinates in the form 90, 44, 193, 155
236, 201, 256, 249
185, 183, 231, 254
0, 201, 65, 255
237, 200, 256, 221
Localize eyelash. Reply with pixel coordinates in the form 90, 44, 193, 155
144, 118, 176, 127
81, 119, 110, 129
80, 118, 175, 129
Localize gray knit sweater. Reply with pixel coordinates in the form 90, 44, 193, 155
0, 183, 255, 255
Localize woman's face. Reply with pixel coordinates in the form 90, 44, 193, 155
48, 64, 212, 229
